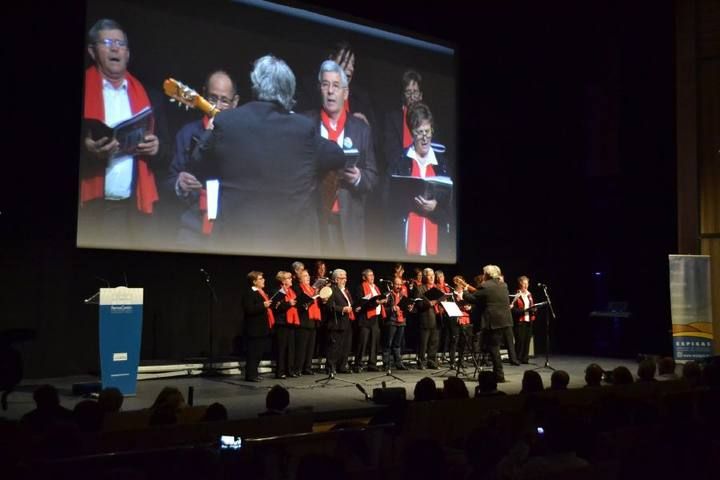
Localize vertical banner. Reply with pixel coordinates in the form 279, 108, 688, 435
669, 255, 714, 360
99, 287, 143, 395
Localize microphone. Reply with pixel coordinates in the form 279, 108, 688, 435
537, 282, 547, 288
95, 276, 111, 287
200, 268, 210, 281
355, 383, 370, 401
377, 278, 392, 284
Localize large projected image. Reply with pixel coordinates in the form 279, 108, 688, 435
77, 0, 457, 262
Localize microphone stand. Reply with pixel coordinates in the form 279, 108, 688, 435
532, 285, 556, 372
200, 269, 222, 377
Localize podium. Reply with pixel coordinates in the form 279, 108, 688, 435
98, 287, 143, 396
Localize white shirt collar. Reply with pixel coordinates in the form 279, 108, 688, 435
102, 77, 128, 91
407, 145, 438, 169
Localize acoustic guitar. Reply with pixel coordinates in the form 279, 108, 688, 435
162, 78, 220, 117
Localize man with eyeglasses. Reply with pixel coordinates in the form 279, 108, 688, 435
79, 18, 168, 245
303, 60, 378, 257
166, 70, 239, 246
384, 70, 424, 174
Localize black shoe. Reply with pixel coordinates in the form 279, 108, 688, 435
302, 370, 314, 376
496, 376, 507, 383
276, 374, 287, 379
395, 363, 408, 370
367, 366, 380, 372
510, 361, 521, 366
289, 372, 300, 378
427, 362, 440, 370
353, 366, 363, 373
416, 363, 426, 370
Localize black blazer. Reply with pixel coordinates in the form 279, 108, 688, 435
354, 282, 386, 328
242, 288, 271, 338
324, 285, 354, 331
463, 279, 513, 330
303, 110, 378, 256
414, 284, 439, 329
271, 287, 300, 328
190, 100, 345, 255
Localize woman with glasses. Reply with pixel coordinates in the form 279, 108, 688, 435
388, 103, 452, 257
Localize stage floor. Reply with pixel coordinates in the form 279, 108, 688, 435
2, 355, 639, 422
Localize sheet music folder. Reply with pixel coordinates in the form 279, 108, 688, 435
390, 175, 453, 210
84, 106, 155, 156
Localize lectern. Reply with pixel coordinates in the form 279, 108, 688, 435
98, 287, 143, 396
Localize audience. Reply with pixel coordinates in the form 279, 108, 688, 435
442, 377, 469, 399
260, 385, 290, 416
520, 370, 544, 394
20, 384, 73, 433
73, 399, 103, 432
656, 356, 678, 381
203, 402, 228, 422
98, 387, 124, 414
681, 360, 701, 386
148, 386, 186, 426
584, 363, 604, 387
611, 365, 634, 385
548, 370, 570, 391
475, 370, 506, 397
413, 377, 439, 402
636, 358, 657, 382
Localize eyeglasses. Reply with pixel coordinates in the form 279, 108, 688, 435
403, 89, 421, 98
320, 81, 345, 92
413, 128, 433, 139
207, 94, 235, 107
97, 38, 128, 49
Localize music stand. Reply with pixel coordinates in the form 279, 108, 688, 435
530, 291, 555, 371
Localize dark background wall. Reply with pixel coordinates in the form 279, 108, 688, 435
3, 0, 677, 378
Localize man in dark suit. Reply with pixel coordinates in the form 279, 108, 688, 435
383, 69, 424, 170
241, 271, 273, 382
166, 70, 239, 246
414, 268, 441, 369
353, 269, 387, 372
189, 55, 345, 256
458, 265, 514, 382
303, 60, 378, 257
324, 268, 355, 374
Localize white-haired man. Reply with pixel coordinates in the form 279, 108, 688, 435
457, 265, 513, 382
190, 55, 345, 255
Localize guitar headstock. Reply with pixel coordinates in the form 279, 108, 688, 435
163, 78, 220, 117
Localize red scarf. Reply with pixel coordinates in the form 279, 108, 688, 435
344, 97, 350, 114
300, 283, 322, 321
406, 159, 438, 255
320, 109, 347, 213
392, 291, 406, 324
458, 307, 471, 326
361, 282, 386, 319
516, 291, 536, 322
257, 288, 275, 329
82, 66, 158, 213
402, 106, 412, 149
342, 288, 355, 321
434, 282, 451, 313
284, 287, 301, 325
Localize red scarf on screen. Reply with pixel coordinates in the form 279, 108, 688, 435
197, 116, 214, 235
284, 288, 300, 326
392, 291, 406, 324
321, 109, 348, 214
402, 106, 412, 149
257, 288, 275, 329
361, 282, 386, 319
300, 283, 322, 321
406, 159, 438, 256
82, 66, 158, 214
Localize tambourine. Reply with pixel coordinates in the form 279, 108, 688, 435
318, 286, 333, 301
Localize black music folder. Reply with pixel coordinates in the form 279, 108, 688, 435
84, 106, 154, 156
422, 287, 448, 302
390, 174, 453, 210
343, 148, 359, 168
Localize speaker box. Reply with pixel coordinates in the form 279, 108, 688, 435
372, 387, 406, 405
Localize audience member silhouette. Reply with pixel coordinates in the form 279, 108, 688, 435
73, 399, 104, 432
475, 370, 506, 397
520, 370, 544, 394
657, 356, 679, 381
149, 386, 186, 426
636, 359, 657, 383
611, 366, 634, 385
549, 370, 570, 390
98, 386, 124, 414
260, 385, 290, 416
203, 402, 228, 422
20, 384, 73, 433
584, 363, 604, 387
681, 360, 701, 386
442, 377, 469, 399
413, 377, 439, 402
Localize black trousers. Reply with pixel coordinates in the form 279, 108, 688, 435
418, 327, 439, 365
515, 322, 533, 363
326, 328, 347, 372
445, 320, 460, 364
382, 324, 405, 367
245, 335, 269, 380
275, 325, 296, 376
355, 319, 380, 368
502, 326, 519, 363
295, 327, 316, 372
340, 325, 353, 369
484, 328, 505, 380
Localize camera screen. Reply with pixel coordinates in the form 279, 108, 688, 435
220, 435, 242, 450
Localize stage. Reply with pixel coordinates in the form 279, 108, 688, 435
2, 355, 639, 423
